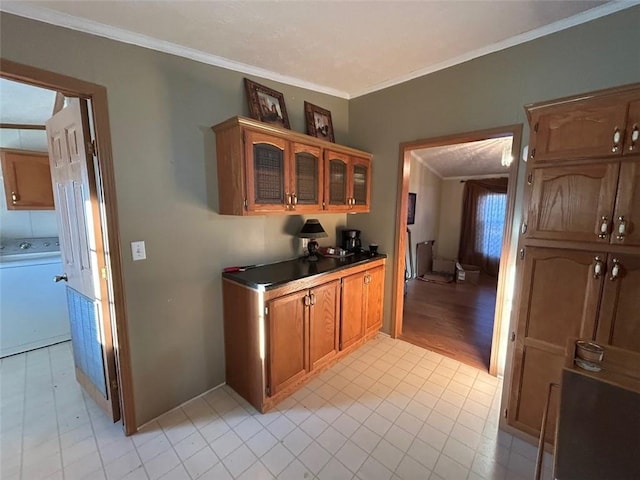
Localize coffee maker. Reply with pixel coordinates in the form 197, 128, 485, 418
341, 229, 362, 253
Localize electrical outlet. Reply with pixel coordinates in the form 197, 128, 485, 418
131, 241, 146, 261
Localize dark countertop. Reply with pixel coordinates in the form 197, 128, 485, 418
222, 252, 386, 290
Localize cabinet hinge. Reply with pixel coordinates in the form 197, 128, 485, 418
527, 172, 533, 185
504, 408, 508, 418
533, 122, 539, 133
511, 331, 516, 342
264, 306, 269, 316
87, 139, 97, 157
110, 379, 118, 391
265, 385, 271, 396
519, 248, 525, 260
244, 198, 248, 209
530, 148, 536, 160
101, 267, 108, 280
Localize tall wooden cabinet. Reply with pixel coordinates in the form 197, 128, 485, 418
509, 83, 640, 443
212, 116, 372, 215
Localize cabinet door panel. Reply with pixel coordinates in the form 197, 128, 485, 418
611, 161, 640, 246
267, 290, 308, 395
245, 130, 288, 212
0, 149, 54, 210
526, 163, 619, 243
624, 100, 640, 155
365, 266, 384, 334
596, 254, 640, 354
291, 143, 322, 212
508, 247, 604, 442
351, 157, 371, 212
324, 150, 349, 212
341, 272, 364, 349
530, 99, 627, 162
309, 281, 339, 369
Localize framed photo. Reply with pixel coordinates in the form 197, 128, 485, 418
304, 101, 335, 142
407, 192, 416, 225
244, 78, 290, 129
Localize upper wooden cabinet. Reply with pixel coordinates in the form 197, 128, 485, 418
212, 116, 372, 215
0, 148, 54, 210
324, 150, 372, 213
526, 85, 640, 163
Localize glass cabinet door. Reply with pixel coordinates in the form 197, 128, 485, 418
244, 130, 289, 212
291, 143, 322, 212
324, 151, 349, 211
351, 156, 371, 212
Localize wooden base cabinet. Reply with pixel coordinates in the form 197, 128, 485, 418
222, 257, 385, 412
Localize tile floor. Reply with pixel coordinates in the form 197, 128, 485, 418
0, 337, 553, 480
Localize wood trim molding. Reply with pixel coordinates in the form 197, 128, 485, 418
0, 122, 46, 130
0, 58, 136, 434
392, 124, 523, 375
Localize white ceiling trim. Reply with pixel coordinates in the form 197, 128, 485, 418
2, 1, 638, 100
351, 0, 640, 98
0, 3, 351, 99
444, 174, 510, 181
411, 151, 443, 179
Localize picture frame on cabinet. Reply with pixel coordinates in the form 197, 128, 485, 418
244, 78, 291, 129
304, 101, 335, 142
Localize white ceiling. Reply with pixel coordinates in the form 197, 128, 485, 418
413, 137, 513, 179
0, 78, 56, 125
2, 0, 634, 99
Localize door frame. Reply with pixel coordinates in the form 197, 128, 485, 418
1, 58, 136, 434
391, 124, 522, 376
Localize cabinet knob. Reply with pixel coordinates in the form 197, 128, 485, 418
593, 256, 603, 279
291, 193, 298, 205
609, 258, 621, 281
612, 127, 621, 152
11, 191, 19, 204
630, 125, 639, 151
616, 216, 627, 241
598, 216, 609, 239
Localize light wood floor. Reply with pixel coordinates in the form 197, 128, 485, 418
400, 275, 498, 371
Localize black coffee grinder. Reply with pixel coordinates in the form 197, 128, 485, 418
341, 229, 362, 253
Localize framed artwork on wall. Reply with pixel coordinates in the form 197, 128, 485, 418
244, 78, 290, 129
408, 192, 416, 225
304, 101, 335, 142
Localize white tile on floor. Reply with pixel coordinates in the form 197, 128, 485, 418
356, 456, 393, 480
318, 457, 354, 480
426, 410, 455, 435
144, 448, 181, 480
104, 450, 142, 480
266, 415, 296, 440
351, 425, 382, 454
260, 442, 294, 476
334, 440, 368, 473
393, 411, 423, 437
277, 459, 313, 480
172, 431, 207, 461
363, 411, 393, 437
181, 446, 219, 479
395, 454, 433, 480
245, 428, 279, 458
406, 438, 440, 471
442, 437, 475, 469
236, 460, 274, 480
136, 432, 171, 463
221, 443, 258, 477
233, 416, 263, 441
63, 450, 103, 480
298, 441, 331, 475
433, 454, 469, 480
316, 426, 347, 454
197, 462, 232, 480
332, 412, 360, 438
299, 413, 329, 438
416, 423, 448, 452
383, 424, 414, 453
371, 438, 404, 472
209, 429, 242, 460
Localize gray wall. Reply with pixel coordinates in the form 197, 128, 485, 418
0, 13, 350, 426
347, 7, 640, 334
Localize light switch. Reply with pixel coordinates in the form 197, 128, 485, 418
131, 241, 146, 261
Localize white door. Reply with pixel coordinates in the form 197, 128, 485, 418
46, 98, 120, 421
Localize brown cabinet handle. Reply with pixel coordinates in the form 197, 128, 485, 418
616, 216, 627, 241
593, 256, 603, 279
629, 124, 639, 151
609, 258, 620, 281
310, 293, 316, 305
304, 295, 310, 306
598, 216, 609, 239
612, 127, 621, 152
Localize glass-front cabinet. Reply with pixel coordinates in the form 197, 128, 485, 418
212, 116, 372, 215
324, 150, 371, 213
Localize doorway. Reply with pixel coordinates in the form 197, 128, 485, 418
391, 125, 522, 376
0, 59, 135, 433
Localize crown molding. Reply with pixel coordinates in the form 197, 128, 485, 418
0, 3, 351, 99
410, 150, 443, 178
351, 0, 640, 98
